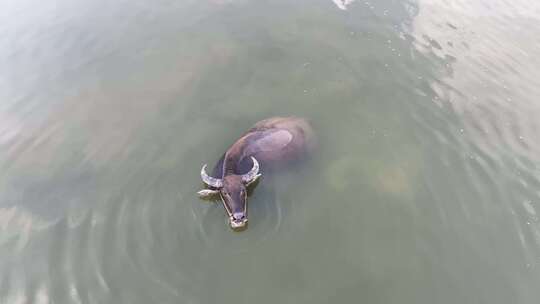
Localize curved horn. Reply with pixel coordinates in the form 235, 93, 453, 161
200, 164, 223, 188
241, 156, 261, 183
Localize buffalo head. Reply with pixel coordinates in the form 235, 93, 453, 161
197, 156, 261, 230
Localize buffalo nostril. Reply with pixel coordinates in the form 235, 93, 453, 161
233, 213, 245, 220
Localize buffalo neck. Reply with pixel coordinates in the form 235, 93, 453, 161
222, 135, 250, 176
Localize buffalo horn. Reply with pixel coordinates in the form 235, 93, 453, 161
241, 156, 261, 183
200, 164, 223, 188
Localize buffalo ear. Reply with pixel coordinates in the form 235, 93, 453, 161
197, 189, 220, 199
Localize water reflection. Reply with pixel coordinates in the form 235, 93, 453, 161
332, 0, 355, 10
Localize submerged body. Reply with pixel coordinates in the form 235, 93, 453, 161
213, 116, 315, 177
198, 116, 315, 230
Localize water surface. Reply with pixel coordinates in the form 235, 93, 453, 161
1, 0, 540, 303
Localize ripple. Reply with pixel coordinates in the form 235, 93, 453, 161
193, 183, 285, 251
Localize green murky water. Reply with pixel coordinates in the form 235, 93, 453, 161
1, 0, 540, 303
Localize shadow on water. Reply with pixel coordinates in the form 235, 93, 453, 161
1, 0, 540, 303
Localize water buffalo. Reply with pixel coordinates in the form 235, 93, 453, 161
198, 116, 315, 230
